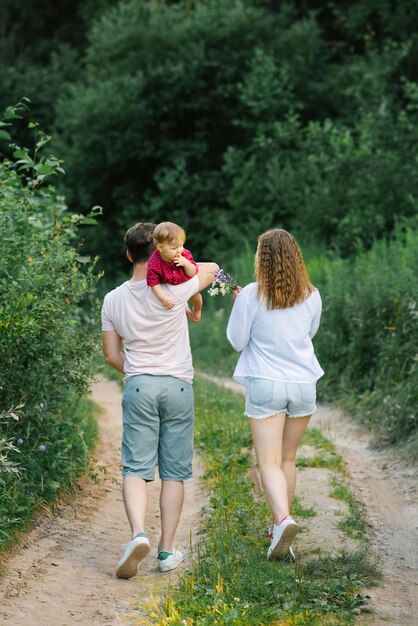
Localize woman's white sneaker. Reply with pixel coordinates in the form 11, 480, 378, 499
268, 526, 296, 561
267, 516, 298, 561
157, 548, 184, 572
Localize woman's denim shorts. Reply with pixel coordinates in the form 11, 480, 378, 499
244, 377, 317, 419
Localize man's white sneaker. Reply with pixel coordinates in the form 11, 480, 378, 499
116, 532, 150, 579
267, 516, 298, 561
157, 548, 184, 572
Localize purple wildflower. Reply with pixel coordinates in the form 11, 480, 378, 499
17, 438, 24, 446
38, 444, 46, 453
39, 402, 45, 409
208, 269, 239, 297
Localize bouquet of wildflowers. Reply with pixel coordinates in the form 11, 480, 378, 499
208, 269, 240, 297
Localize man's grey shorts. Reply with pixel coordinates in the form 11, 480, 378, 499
244, 377, 317, 419
121, 374, 194, 481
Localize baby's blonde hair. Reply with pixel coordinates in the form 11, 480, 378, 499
153, 221, 186, 245
256, 229, 314, 309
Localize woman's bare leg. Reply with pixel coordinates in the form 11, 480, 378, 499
249, 413, 289, 524
281, 415, 311, 509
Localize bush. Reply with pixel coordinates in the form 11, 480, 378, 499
53, 1, 355, 273
0, 102, 101, 549
51, 0, 418, 281
224, 80, 418, 257
311, 225, 418, 451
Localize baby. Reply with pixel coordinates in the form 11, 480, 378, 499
147, 221, 202, 320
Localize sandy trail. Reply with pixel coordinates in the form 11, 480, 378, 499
313, 405, 418, 626
0, 378, 207, 626
1, 375, 417, 626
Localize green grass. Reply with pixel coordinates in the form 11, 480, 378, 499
0, 395, 99, 554
297, 428, 346, 471
329, 476, 368, 541
301, 428, 336, 451
151, 377, 379, 625
296, 453, 345, 471
290, 495, 316, 519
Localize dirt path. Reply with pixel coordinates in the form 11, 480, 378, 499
204, 375, 418, 626
313, 405, 418, 626
1, 376, 417, 626
0, 378, 207, 626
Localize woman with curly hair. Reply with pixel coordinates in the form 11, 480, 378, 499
227, 229, 324, 561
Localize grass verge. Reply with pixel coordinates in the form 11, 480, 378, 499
151, 377, 379, 625
329, 475, 368, 541
0, 394, 98, 554
297, 428, 346, 471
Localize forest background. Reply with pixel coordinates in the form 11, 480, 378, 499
0, 0, 417, 548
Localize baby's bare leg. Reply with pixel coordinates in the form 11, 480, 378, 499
189, 292, 202, 322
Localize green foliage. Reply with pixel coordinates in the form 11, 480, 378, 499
2, 1, 418, 279
0, 396, 98, 548
225, 81, 418, 257
151, 377, 379, 625
48, 0, 418, 279
0, 116, 101, 407
0, 45, 81, 140
312, 225, 418, 450
0, 0, 120, 145
0, 103, 101, 550
0, 405, 24, 481
54, 0, 285, 268
329, 476, 367, 541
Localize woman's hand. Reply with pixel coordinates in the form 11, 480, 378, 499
233, 286, 242, 301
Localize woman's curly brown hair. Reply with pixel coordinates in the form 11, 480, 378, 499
256, 229, 314, 309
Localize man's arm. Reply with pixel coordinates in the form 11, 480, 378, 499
102, 330, 125, 373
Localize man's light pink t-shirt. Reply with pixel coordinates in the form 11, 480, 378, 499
101, 275, 199, 383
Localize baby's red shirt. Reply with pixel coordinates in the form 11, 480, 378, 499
146, 248, 197, 287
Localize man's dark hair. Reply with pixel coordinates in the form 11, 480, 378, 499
124, 223, 156, 263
